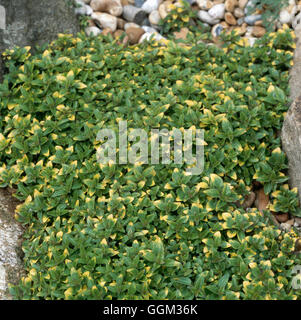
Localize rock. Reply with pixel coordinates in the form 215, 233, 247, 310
113, 33, 127, 45
237, 17, 244, 25
293, 238, 301, 253
117, 18, 126, 29
92, 12, 118, 31
139, 31, 164, 42
242, 191, 256, 209
225, 12, 237, 25
225, 0, 238, 13
124, 22, 141, 30
244, 14, 262, 25
74, 0, 91, 15
126, 26, 145, 44
0, 0, 79, 52
220, 21, 230, 29
173, 27, 190, 40
280, 222, 293, 232
208, 3, 225, 20
244, 0, 256, 14
141, 17, 152, 26
254, 188, 269, 213
293, 12, 301, 29
85, 26, 102, 35
102, 27, 114, 36
141, 25, 158, 33
149, 10, 161, 25
245, 25, 253, 36
287, 218, 295, 225
0, 0, 80, 81
114, 29, 126, 37
123, 5, 148, 24
273, 212, 289, 223
135, 0, 145, 7
196, 0, 213, 10
254, 20, 263, 26
234, 7, 244, 18
295, 217, 301, 226
234, 23, 247, 35
141, 0, 161, 13
238, 0, 248, 9
282, 96, 301, 201
0, 188, 25, 300
247, 36, 256, 46
198, 10, 220, 25
158, 3, 168, 19
211, 23, 224, 37
279, 9, 293, 25
86, 5, 94, 15
90, 0, 123, 16
251, 25, 266, 37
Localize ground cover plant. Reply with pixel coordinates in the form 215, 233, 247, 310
0, 25, 301, 299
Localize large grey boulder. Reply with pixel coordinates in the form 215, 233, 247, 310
0, 189, 24, 300
282, 96, 301, 200
281, 25, 301, 201
0, 0, 80, 81
0, 0, 80, 299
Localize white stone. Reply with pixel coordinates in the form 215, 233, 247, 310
85, 26, 102, 36
208, 3, 225, 20
197, 10, 220, 25
293, 12, 301, 29
280, 9, 293, 24
139, 31, 165, 42
74, 0, 89, 15
92, 12, 117, 31
247, 36, 256, 46
234, 7, 244, 18
245, 26, 253, 37
149, 10, 161, 25
85, 5, 93, 15
141, 0, 161, 14
141, 25, 157, 33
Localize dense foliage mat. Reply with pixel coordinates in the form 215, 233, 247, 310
0, 28, 301, 299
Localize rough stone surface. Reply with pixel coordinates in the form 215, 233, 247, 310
282, 25, 301, 202
0, 0, 80, 81
0, 189, 25, 300
0, 0, 80, 299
